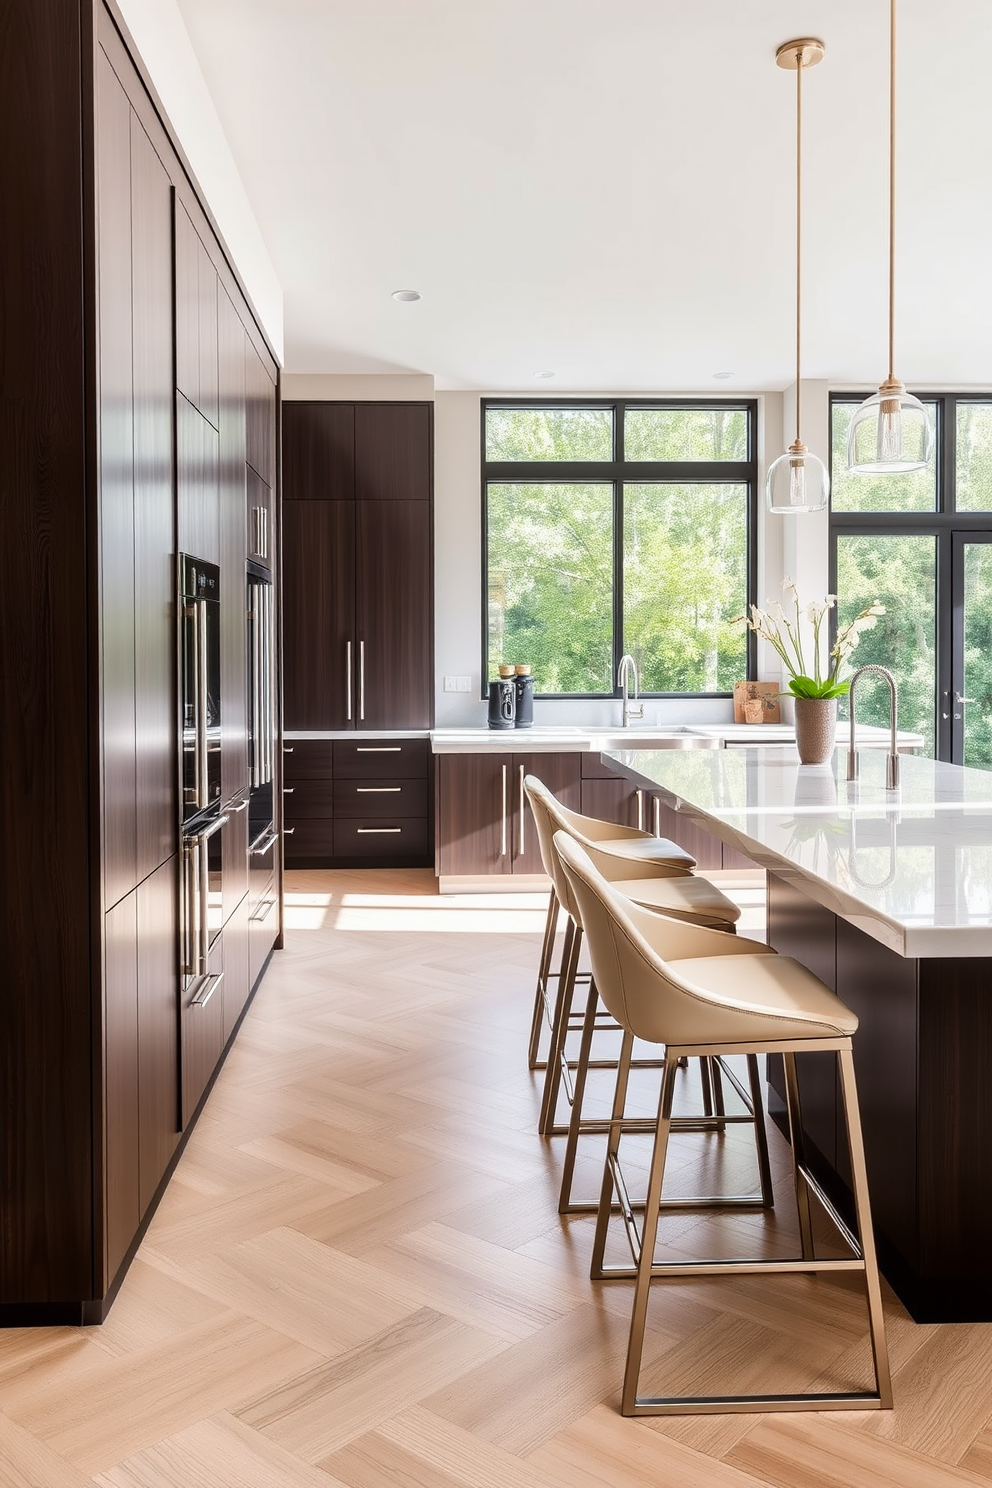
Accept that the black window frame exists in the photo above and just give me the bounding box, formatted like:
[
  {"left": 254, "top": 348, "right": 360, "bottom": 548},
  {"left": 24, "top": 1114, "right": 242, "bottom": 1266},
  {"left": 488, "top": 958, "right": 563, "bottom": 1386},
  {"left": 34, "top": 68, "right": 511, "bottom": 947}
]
[
  {"left": 481, "top": 397, "right": 758, "bottom": 700},
  {"left": 828, "top": 391, "right": 992, "bottom": 762}
]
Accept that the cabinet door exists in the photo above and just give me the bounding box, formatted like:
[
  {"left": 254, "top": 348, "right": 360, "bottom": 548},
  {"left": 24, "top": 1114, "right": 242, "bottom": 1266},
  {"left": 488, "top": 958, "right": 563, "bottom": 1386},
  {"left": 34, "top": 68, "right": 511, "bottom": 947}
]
[
  {"left": 354, "top": 403, "right": 431, "bottom": 501},
  {"left": 283, "top": 500, "right": 355, "bottom": 729},
  {"left": 246, "top": 466, "right": 273, "bottom": 568},
  {"left": 136, "top": 855, "right": 180, "bottom": 1212},
  {"left": 98, "top": 54, "right": 136, "bottom": 910},
  {"left": 222, "top": 889, "right": 252, "bottom": 1043},
  {"left": 131, "top": 111, "right": 177, "bottom": 881},
  {"left": 580, "top": 776, "right": 641, "bottom": 830},
  {"left": 246, "top": 338, "right": 275, "bottom": 485},
  {"left": 174, "top": 201, "right": 199, "bottom": 410},
  {"left": 355, "top": 500, "right": 432, "bottom": 729},
  {"left": 512, "top": 752, "right": 581, "bottom": 874},
  {"left": 436, "top": 754, "right": 512, "bottom": 877},
  {"left": 218, "top": 286, "right": 248, "bottom": 810},
  {"left": 283, "top": 402, "right": 354, "bottom": 500},
  {"left": 177, "top": 393, "right": 220, "bottom": 564},
  {"left": 181, "top": 935, "right": 225, "bottom": 1129},
  {"left": 105, "top": 890, "right": 139, "bottom": 1284},
  {"left": 653, "top": 795, "right": 723, "bottom": 869},
  {"left": 197, "top": 233, "right": 218, "bottom": 429}
]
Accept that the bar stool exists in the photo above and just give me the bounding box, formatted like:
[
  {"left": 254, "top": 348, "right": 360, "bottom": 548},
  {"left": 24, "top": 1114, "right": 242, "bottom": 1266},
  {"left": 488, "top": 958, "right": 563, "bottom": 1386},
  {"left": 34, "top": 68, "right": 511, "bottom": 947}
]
[
  {"left": 524, "top": 778, "right": 764, "bottom": 1212},
  {"left": 526, "top": 790, "right": 696, "bottom": 1076},
  {"left": 556, "top": 832, "right": 892, "bottom": 1416}
]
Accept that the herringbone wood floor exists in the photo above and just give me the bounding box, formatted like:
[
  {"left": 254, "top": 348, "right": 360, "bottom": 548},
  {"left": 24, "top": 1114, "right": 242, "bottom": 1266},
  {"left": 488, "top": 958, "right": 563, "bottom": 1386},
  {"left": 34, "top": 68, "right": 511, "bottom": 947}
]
[{"left": 3, "top": 868, "right": 992, "bottom": 1486}]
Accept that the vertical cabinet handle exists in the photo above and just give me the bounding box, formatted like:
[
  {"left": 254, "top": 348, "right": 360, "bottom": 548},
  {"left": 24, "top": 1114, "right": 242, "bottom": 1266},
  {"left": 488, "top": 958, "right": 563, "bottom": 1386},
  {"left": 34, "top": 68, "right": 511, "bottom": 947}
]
[
  {"left": 195, "top": 596, "right": 209, "bottom": 808},
  {"left": 518, "top": 764, "right": 526, "bottom": 856},
  {"left": 500, "top": 764, "right": 508, "bottom": 857},
  {"left": 359, "top": 641, "right": 365, "bottom": 721},
  {"left": 636, "top": 789, "right": 644, "bottom": 832},
  {"left": 346, "top": 640, "right": 352, "bottom": 721},
  {"left": 652, "top": 795, "right": 661, "bottom": 838}
]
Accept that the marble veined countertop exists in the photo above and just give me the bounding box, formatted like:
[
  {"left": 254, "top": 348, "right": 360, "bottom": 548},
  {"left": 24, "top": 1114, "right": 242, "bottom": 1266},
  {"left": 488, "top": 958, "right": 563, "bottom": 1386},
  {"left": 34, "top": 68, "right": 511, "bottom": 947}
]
[{"left": 606, "top": 744, "right": 992, "bottom": 959}]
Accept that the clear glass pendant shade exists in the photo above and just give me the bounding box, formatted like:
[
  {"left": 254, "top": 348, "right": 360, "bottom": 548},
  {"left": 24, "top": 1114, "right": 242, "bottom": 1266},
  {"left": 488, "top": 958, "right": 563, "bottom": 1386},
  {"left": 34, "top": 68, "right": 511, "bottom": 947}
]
[
  {"left": 765, "top": 444, "right": 829, "bottom": 514},
  {"left": 846, "top": 383, "right": 934, "bottom": 474}
]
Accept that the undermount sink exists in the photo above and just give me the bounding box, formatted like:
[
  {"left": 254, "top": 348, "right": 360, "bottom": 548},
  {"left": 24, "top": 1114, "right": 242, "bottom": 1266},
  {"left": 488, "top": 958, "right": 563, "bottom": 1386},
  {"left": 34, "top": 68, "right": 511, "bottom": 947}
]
[{"left": 597, "top": 732, "right": 722, "bottom": 750}]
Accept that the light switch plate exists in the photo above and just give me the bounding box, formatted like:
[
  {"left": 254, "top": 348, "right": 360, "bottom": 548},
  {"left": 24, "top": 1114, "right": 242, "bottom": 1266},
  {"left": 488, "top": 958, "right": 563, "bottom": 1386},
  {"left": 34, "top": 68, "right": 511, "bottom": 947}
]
[{"left": 443, "top": 675, "right": 473, "bottom": 692}]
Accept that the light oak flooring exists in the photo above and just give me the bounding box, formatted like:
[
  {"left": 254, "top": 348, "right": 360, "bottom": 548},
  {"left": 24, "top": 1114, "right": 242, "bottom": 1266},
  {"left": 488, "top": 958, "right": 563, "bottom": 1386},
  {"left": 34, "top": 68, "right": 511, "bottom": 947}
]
[{"left": 3, "top": 867, "right": 992, "bottom": 1486}]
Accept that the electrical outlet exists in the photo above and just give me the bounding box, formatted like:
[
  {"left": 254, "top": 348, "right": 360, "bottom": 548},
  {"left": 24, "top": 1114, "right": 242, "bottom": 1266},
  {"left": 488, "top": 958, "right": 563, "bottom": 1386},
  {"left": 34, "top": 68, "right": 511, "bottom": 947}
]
[{"left": 443, "top": 675, "right": 473, "bottom": 693}]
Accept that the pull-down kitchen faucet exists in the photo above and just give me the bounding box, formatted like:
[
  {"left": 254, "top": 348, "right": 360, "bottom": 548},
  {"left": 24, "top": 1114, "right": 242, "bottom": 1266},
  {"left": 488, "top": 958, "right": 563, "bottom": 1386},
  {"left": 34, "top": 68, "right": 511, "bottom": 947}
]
[
  {"left": 847, "top": 663, "right": 899, "bottom": 790},
  {"left": 617, "top": 653, "right": 643, "bottom": 727}
]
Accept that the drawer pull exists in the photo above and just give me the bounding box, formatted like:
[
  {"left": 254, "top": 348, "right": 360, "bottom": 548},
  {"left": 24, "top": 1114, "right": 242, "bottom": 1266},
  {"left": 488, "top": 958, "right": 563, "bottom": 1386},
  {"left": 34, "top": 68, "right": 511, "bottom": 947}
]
[
  {"left": 356, "top": 746, "right": 402, "bottom": 752},
  {"left": 190, "top": 971, "right": 224, "bottom": 1008},
  {"left": 250, "top": 896, "right": 277, "bottom": 924},
  {"left": 284, "top": 746, "right": 295, "bottom": 753},
  {"left": 357, "top": 827, "right": 402, "bottom": 834},
  {"left": 356, "top": 786, "right": 401, "bottom": 793},
  {"left": 283, "top": 787, "right": 295, "bottom": 794}
]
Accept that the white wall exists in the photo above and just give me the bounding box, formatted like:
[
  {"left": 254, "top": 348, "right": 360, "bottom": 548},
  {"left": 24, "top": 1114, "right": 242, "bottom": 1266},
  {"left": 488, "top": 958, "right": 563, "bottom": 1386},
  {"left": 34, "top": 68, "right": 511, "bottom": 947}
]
[
  {"left": 116, "top": 0, "right": 284, "bottom": 362},
  {"left": 435, "top": 387, "right": 797, "bottom": 728}
]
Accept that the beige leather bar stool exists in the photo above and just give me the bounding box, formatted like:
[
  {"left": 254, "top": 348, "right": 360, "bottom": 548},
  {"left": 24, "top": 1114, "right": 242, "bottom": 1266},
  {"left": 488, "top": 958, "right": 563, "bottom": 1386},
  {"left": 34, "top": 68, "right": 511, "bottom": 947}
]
[
  {"left": 525, "top": 784, "right": 696, "bottom": 1079},
  {"left": 525, "top": 779, "right": 755, "bottom": 1191},
  {"left": 556, "top": 832, "right": 892, "bottom": 1417}
]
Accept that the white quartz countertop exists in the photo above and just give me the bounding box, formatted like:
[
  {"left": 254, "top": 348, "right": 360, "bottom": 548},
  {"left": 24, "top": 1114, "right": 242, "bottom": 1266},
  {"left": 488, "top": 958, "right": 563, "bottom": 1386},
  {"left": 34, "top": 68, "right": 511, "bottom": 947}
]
[
  {"left": 429, "top": 723, "right": 922, "bottom": 753},
  {"left": 605, "top": 744, "right": 992, "bottom": 958}
]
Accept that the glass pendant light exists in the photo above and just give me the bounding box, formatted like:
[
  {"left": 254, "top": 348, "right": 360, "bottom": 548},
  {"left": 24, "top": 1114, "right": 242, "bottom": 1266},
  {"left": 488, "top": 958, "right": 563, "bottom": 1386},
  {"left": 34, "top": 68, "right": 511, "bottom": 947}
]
[
  {"left": 766, "top": 39, "right": 829, "bottom": 515},
  {"left": 847, "top": 0, "right": 934, "bottom": 474}
]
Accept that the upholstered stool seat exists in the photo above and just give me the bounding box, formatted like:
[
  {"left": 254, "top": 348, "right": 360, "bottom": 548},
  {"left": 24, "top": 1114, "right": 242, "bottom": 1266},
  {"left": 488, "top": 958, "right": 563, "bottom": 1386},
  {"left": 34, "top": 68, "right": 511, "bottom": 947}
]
[{"left": 556, "top": 832, "right": 892, "bottom": 1417}]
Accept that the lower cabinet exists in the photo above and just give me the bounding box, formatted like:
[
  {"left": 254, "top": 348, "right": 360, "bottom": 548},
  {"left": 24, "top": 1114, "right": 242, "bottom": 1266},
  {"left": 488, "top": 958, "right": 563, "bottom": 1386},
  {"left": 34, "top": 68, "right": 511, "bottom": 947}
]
[
  {"left": 223, "top": 890, "right": 252, "bottom": 1044},
  {"left": 249, "top": 872, "right": 279, "bottom": 989},
  {"left": 435, "top": 751, "right": 581, "bottom": 878},
  {"left": 285, "top": 737, "right": 432, "bottom": 866},
  {"left": 104, "top": 855, "right": 180, "bottom": 1284},
  {"left": 181, "top": 933, "right": 225, "bottom": 1129}
]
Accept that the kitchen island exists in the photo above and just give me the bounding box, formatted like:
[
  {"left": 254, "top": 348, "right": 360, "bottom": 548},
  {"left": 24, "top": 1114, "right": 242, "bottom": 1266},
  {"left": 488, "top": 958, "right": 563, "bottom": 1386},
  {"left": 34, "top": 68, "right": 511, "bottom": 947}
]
[{"left": 604, "top": 743, "right": 992, "bottom": 1323}]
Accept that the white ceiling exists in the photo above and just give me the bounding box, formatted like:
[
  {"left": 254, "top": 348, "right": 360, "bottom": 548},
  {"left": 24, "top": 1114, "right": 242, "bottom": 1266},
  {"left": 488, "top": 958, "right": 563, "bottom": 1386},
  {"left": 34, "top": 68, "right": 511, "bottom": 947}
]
[{"left": 175, "top": 0, "right": 992, "bottom": 392}]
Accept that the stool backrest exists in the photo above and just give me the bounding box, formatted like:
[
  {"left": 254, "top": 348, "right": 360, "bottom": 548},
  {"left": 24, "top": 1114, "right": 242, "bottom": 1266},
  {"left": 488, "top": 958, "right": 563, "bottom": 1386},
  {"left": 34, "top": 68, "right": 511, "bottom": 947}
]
[
  {"left": 555, "top": 831, "right": 801, "bottom": 1046},
  {"left": 523, "top": 776, "right": 582, "bottom": 921}
]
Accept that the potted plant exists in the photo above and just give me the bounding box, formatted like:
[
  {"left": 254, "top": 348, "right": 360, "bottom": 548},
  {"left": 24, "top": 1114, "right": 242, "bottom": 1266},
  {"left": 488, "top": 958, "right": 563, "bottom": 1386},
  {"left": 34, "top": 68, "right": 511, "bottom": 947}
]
[{"left": 734, "top": 581, "right": 886, "bottom": 763}]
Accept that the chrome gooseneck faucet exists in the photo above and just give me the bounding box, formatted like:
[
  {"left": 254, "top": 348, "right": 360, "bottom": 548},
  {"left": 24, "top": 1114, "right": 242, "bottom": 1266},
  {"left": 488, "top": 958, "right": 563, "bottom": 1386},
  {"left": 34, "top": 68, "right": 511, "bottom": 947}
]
[
  {"left": 847, "top": 663, "right": 899, "bottom": 790},
  {"left": 617, "top": 654, "right": 643, "bottom": 727}
]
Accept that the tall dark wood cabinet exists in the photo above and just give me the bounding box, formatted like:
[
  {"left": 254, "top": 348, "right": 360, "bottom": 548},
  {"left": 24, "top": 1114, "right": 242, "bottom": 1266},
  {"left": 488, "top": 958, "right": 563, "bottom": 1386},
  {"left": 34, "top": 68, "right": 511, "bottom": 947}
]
[
  {"left": 282, "top": 402, "right": 434, "bottom": 868},
  {"left": 0, "top": 0, "right": 280, "bottom": 1324}
]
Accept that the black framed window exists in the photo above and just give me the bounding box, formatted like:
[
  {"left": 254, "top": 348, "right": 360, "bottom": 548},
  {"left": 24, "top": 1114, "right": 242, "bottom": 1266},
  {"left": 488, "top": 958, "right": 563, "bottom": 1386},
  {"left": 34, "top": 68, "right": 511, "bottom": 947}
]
[
  {"left": 829, "top": 394, "right": 992, "bottom": 764},
  {"left": 482, "top": 399, "right": 757, "bottom": 698}
]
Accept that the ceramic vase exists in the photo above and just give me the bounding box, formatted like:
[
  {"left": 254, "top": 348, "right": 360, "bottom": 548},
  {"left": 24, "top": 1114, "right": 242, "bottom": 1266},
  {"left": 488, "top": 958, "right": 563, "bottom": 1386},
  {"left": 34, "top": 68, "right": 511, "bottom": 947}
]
[{"left": 793, "top": 697, "right": 837, "bottom": 765}]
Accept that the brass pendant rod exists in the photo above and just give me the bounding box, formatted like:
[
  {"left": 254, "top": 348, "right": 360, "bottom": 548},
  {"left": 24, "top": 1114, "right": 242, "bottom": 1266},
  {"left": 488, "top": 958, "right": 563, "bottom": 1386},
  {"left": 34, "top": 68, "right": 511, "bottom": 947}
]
[{"left": 887, "top": 0, "right": 896, "bottom": 384}]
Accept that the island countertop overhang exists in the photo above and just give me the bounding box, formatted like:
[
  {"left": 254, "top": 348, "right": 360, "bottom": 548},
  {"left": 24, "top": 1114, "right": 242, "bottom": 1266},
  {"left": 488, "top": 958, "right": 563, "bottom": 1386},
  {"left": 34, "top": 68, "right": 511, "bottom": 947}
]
[{"left": 603, "top": 744, "right": 992, "bottom": 959}]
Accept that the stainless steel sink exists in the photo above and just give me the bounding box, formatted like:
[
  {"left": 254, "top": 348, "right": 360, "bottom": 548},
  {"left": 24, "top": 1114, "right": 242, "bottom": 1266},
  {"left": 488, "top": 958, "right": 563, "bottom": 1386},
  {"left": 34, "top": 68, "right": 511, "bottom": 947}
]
[{"left": 596, "top": 733, "right": 723, "bottom": 750}]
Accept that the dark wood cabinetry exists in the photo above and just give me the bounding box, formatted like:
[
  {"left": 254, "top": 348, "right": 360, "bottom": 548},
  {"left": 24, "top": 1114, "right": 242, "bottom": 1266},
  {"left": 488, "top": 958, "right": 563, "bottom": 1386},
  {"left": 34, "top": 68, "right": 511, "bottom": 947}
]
[
  {"left": 0, "top": 0, "right": 280, "bottom": 1323},
  {"left": 284, "top": 738, "right": 432, "bottom": 867},
  {"left": 282, "top": 402, "right": 433, "bottom": 734},
  {"left": 435, "top": 752, "right": 581, "bottom": 879}
]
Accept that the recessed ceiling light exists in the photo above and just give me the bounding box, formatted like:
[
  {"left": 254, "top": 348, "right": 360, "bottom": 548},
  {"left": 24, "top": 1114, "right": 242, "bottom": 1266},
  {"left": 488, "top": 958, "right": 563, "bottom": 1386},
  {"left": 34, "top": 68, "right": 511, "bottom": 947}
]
[
  {"left": 713, "top": 371, "right": 733, "bottom": 380},
  {"left": 534, "top": 370, "right": 556, "bottom": 379},
  {"left": 391, "top": 289, "right": 421, "bottom": 302}
]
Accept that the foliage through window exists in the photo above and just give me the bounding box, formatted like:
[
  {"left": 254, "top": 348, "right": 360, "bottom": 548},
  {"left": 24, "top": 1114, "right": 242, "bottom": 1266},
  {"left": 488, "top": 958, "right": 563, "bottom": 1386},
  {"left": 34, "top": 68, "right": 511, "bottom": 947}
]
[{"left": 484, "top": 401, "right": 756, "bottom": 697}]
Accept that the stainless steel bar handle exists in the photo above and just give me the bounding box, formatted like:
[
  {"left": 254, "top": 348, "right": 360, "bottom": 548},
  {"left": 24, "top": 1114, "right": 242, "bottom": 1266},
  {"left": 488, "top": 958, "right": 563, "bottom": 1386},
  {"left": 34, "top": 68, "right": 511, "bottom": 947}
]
[
  {"left": 357, "top": 786, "right": 401, "bottom": 793},
  {"left": 250, "top": 895, "right": 276, "bottom": 924},
  {"left": 261, "top": 506, "right": 268, "bottom": 561},
  {"left": 231, "top": 796, "right": 250, "bottom": 812},
  {"left": 346, "top": 641, "right": 352, "bottom": 721},
  {"left": 518, "top": 765, "right": 525, "bottom": 855},
  {"left": 356, "top": 746, "right": 400, "bottom": 752},
  {"left": 195, "top": 598, "right": 209, "bottom": 808},
  {"left": 190, "top": 971, "right": 224, "bottom": 1008},
  {"left": 251, "top": 827, "right": 279, "bottom": 857},
  {"left": 357, "top": 827, "right": 401, "bottom": 834},
  {"left": 249, "top": 594, "right": 260, "bottom": 787},
  {"left": 500, "top": 764, "right": 508, "bottom": 857},
  {"left": 359, "top": 641, "right": 365, "bottom": 721},
  {"left": 636, "top": 789, "right": 644, "bottom": 832},
  {"left": 198, "top": 834, "right": 210, "bottom": 976},
  {"left": 264, "top": 582, "right": 274, "bottom": 784},
  {"left": 652, "top": 796, "right": 661, "bottom": 838},
  {"left": 183, "top": 836, "right": 199, "bottom": 976}
]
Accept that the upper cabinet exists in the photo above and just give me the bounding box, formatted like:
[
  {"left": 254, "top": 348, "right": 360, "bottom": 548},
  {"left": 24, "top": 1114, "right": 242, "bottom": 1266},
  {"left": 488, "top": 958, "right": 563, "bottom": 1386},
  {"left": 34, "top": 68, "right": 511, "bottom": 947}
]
[
  {"left": 282, "top": 402, "right": 434, "bottom": 732},
  {"left": 246, "top": 338, "right": 276, "bottom": 488},
  {"left": 174, "top": 202, "right": 218, "bottom": 429}
]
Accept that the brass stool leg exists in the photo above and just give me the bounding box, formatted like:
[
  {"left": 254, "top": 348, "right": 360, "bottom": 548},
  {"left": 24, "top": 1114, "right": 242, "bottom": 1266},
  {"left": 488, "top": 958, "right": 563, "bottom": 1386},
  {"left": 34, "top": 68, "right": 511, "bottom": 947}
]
[
  {"left": 590, "top": 1028, "right": 636, "bottom": 1280},
  {"left": 621, "top": 1051, "right": 680, "bottom": 1415},
  {"left": 837, "top": 1048, "right": 893, "bottom": 1408},
  {"left": 783, "top": 1052, "right": 816, "bottom": 1262},
  {"left": 745, "top": 1053, "right": 775, "bottom": 1209},
  {"left": 558, "top": 977, "right": 600, "bottom": 1212},
  {"left": 538, "top": 920, "right": 581, "bottom": 1135},
  {"left": 527, "top": 893, "right": 561, "bottom": 1070}
]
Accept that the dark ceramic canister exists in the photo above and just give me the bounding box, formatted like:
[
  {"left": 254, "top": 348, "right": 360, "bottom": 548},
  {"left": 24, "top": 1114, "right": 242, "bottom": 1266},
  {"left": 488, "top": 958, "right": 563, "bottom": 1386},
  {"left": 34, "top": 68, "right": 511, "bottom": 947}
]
[
  {"left": 488, "top": 666, "right": 516, "bottom": 729},
  {"left": 514, "top": 664, "right": 534, "bottom": 728}
]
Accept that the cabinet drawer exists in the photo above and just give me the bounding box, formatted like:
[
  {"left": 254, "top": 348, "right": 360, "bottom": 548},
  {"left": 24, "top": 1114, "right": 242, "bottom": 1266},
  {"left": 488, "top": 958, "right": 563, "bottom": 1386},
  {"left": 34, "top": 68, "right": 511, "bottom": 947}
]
[
  {"left": 283, "top": 818, "right": 334, "bottom": 864},
  {"left": 333, "top": 777, "right": 428, "bottom": 819},
  {"left": 334, "top": 737, "right": 429, "bottom": 778},
  {"left": 284, "top": 779, "right": 335, "bottom": 818},
  {"left": 335, "top": 817, "right": 429, "bottom": 858},
  {"left": 248, "top": 874, "right": 278, "bottom": 989},
  {"left": 284, "top": 741, "right": 334, "bottom": 782}
]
